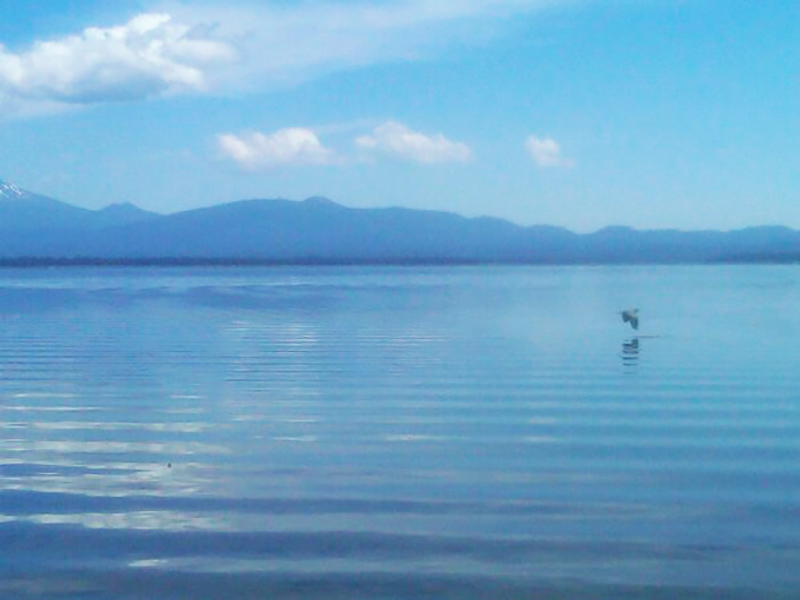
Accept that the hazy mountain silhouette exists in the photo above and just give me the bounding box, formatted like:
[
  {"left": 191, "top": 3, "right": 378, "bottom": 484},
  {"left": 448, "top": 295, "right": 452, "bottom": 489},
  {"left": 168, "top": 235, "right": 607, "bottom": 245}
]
[
  {"left": 0, "top": 181, "right": 158, "bottom": 232},
  {"left": 1, "top": 180, "right": 799, "bottom": 263}
]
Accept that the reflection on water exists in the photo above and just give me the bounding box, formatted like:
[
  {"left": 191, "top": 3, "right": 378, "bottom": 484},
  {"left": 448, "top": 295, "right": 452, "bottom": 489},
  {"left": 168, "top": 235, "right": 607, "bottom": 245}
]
[
  {"left": 2, "top": 266, "right": 800, "bottom": 599},
  {"left": 621, "top": 337, "right": 640, "bottom": 370}
]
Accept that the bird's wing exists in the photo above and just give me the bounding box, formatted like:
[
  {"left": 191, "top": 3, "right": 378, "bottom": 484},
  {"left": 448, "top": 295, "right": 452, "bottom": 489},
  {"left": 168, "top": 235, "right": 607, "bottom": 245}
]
[{"left": 631, "top": 317, "right": 639, "bottom": 330}]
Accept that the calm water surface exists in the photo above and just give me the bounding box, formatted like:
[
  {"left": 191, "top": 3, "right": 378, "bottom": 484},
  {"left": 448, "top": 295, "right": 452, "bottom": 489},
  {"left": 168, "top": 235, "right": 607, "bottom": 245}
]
[{"left": 1, "top": 266, "right": 800, "bottom": 599}]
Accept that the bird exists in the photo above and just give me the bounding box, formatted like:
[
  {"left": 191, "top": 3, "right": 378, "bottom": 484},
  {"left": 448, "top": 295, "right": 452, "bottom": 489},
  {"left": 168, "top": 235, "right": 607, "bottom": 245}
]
[{"left": 621, "top": 308, "right": 639, "bottom": 330}]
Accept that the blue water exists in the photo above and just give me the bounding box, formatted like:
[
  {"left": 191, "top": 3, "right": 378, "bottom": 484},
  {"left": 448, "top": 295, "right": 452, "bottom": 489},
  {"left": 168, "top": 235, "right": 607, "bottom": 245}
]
[{"left": 1, "top": 266, "right": 800, "bottom": 599}]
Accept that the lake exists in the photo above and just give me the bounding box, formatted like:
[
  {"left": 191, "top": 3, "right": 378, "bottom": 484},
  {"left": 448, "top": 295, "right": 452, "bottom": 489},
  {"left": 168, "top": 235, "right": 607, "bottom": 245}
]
[{"left": 1, "top": 265, "right": 799, "bottom": 599}]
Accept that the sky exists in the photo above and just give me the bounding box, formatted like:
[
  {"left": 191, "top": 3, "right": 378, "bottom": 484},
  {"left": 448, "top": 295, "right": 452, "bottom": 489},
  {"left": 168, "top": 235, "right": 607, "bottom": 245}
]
[{"left": 0, "top": 0, "right": 797, "bottom": 232}]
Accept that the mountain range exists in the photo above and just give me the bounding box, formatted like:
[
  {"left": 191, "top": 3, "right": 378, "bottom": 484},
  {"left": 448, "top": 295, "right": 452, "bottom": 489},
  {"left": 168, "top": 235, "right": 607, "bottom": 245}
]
[{"left": 1, "top": 179, "right": 799, "bottom": 264}]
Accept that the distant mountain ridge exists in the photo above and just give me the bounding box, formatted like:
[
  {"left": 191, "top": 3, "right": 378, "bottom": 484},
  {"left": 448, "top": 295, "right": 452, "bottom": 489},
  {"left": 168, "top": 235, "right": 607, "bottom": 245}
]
[
  {"left": 0, "top": 180, "right": 159, "bottom": 233},
  {"left": 0, "top": 179, "right": 799, "bottom": 264}
]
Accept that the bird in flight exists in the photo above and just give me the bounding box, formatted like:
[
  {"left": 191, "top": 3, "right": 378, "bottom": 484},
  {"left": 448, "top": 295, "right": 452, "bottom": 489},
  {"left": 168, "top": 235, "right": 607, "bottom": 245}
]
[{"left": 621, "top": 308, "right": 639, "bottom": 330}]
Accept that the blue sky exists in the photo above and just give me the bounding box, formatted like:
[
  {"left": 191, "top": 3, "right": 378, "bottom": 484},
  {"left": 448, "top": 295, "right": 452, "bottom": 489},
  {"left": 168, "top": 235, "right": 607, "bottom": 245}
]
[{"left": 0, "top": 0, "right": 797, "bottom": 232}]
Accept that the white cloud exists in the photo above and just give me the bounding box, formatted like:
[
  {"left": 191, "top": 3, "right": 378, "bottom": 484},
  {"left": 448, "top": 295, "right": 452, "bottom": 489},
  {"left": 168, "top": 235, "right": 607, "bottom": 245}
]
[
  {"left": 525, "top": 135, "right": 572, "bottom": 168},
  {"left": 144, "top": 0, "right": 569, "bottom": 90},
  {"left": 0, "top": 1, "right": 576, "bottom": 115},
  {"left": 0, "top": 6, "right": 580, "bottom": 172},
  {"left": 218, "top": 128, "right": 336, "bottom": 169},
  {"left": 0, "top": 13, "right": 235, "bottom": 110},
  {"left": 356, "top": 121, "right": 472, "bottom": 164}
]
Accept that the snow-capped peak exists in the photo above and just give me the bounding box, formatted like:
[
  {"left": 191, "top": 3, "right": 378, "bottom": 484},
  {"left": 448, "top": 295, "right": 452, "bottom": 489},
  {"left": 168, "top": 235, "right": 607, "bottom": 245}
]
[{"left": 0, "top": 181, "right": 26, "bottom": 200}]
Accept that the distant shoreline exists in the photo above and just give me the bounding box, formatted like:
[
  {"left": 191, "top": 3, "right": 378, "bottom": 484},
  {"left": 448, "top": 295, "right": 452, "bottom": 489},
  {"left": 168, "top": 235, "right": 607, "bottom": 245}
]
[
  {"left": 0, "top": 256, "right": 799, "bottom": 267},
  {"left": 3, "top": 184, "right": 800, "bottom": 265}
]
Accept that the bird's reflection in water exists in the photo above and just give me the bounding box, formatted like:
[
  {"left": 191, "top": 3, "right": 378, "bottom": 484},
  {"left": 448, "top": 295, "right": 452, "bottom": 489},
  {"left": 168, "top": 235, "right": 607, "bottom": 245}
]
[{"left": 621, "top": 337, "right": 640, "bottom": 371}]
